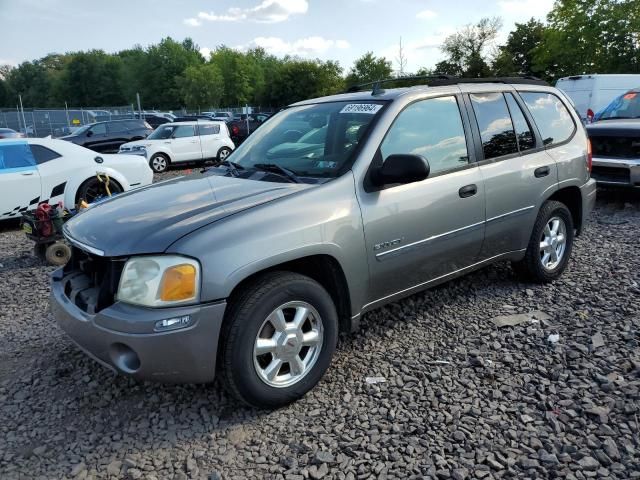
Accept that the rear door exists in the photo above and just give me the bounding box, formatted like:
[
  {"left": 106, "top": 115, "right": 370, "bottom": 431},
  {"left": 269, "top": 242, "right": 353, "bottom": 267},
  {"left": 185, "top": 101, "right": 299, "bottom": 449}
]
[
  {"left": 197, "top": 123, "right": 222, "bottom": 159},
  {"left": 170, "top": 125, "right": 200, "bottom": 162},
  {"left": 463, "top": 89, "right": 558, "bottom": 259},
  {"left": 0, "top": 141, "right": 41, "bottom": 219}
]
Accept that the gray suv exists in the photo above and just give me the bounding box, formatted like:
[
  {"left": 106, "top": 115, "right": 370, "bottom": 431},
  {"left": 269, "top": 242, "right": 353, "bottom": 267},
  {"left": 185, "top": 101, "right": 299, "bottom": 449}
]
[{"left": 51, "top": 77, "right": 596, "bottom": 408}]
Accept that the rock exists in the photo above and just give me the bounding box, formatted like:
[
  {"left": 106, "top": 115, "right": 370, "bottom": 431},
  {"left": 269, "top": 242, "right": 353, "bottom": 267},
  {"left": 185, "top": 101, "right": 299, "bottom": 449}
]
[
  {"left": 578, "top": 456, "right": 600, "bottom": 471},
  {"left": 106, "top": 461, "right": 122, "bottom": 476},
  {"left": 309, "top": 463, "right": 329, "bottom": 479},
  {"left": 452, "top": 468, "right": 469, "bottom": 480},
  {"left": 603, "top": 438, "right": 621, "bottom": 460},
  {"left": 591, "top": 332, "right": 605, "bottom": 349},
  {"left": 70, "top": 462, "right": 87, "bottom": 477},
  {"left": 314, "top": 451, "right": 335, "bottom": 464}
]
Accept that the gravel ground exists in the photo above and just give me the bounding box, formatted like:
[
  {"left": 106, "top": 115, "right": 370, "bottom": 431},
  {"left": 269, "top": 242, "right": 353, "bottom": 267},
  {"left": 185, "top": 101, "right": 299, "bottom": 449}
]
[{"left": 0, "top": 177, "right": 638, "bottom": 480}]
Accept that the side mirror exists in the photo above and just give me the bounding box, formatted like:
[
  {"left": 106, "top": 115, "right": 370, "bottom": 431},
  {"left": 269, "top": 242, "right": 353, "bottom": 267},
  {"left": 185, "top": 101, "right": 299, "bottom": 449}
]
[
  {"left": 86, "top": 130, "right": 93, "bottom": 137},
  {"left": 372, "top": 154, "right": 430, "bottom": 187}
]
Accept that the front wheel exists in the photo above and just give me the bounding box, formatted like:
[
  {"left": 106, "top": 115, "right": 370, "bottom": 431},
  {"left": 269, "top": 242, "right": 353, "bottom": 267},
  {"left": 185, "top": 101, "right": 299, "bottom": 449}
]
[
  {"left": 220, "top": 272, "right": 338, "bottom": 408},
  {"left": 217, "top": 147, "right": 232, "bottom": 162},
  {"left": 149, "top": 153, "right": 170, "bottom": 173},
  {"left": 512, "top": 200, "right": 574, "bottom": 283}
]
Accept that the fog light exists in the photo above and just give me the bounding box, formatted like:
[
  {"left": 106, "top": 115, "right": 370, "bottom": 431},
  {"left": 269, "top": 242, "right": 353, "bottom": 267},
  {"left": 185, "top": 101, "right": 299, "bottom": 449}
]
[{"left": 154, "top": 315, "right": 191, "bottom": 332}]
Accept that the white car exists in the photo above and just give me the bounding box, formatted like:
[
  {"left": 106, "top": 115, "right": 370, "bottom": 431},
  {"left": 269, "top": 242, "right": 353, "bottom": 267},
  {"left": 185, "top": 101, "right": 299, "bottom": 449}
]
[
  {"left": 119, "top": 121, "right": 235, "bottom": 173},
  {"left": 0, "top": 138, "right": 153, "bottom": 221}
]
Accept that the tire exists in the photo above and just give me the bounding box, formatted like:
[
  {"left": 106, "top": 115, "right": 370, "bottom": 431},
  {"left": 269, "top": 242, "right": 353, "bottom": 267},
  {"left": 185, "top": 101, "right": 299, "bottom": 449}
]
[
  {"left": 149, "top": 153, "right": 170, "bottom": 173},
  {"left": 217, "top": 147, "right": 232, "bottom": 162},
  {"left": 76, "top": 177, "right": 124, "bottom": 205},
  {"left": 512, "top": 200, "right": 574, "bottom": 283},
  {"left": 221, "top": 271, "right": 338, "bottom": 408},
  {"left": 45, "top": 242, "right": 71, "bottom": 266}
]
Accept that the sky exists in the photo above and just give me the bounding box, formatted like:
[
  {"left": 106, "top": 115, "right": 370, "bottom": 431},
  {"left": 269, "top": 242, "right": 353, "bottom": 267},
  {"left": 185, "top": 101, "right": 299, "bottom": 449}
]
[{"left": 0, "top": 0, "right": 554, "bottom": 73}]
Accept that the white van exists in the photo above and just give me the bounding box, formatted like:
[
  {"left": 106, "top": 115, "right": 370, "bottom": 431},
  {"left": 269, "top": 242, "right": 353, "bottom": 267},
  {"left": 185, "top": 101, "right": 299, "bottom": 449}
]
[{"left": 556, "top": 74, "right": 640, "bottom": 122}]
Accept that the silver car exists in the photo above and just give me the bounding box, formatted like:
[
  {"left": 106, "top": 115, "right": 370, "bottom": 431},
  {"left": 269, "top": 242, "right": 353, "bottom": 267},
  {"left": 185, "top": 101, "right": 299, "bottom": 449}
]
[{"left": 51, "top": 78, "right": 596, "bottom": 408}]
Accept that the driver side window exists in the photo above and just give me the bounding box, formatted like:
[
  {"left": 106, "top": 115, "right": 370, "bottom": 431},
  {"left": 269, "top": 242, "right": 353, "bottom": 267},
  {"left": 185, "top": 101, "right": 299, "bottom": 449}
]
[{"left": 380, "top": 96, "right": 469, "bottom": 176}]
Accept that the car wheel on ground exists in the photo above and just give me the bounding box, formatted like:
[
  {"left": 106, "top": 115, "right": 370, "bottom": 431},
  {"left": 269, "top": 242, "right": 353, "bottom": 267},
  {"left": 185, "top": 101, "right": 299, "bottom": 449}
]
[
  {"left": 512, "top": 200, "right": 574, "bottom": 282},
  {"left": 217, "top": 147, "right": 232, "bottom": 162},
  {"left": 76, "top": 177, "right": 123, "bottom": 204},
  {"left": 150, "top": 153, "right": 170, "bottom": 173},
  {"left": 220, "top": 271, "right": 338, "bottom": 408},
  {"left": 45, "top": 242, "right": 71, "bottom": 266}
]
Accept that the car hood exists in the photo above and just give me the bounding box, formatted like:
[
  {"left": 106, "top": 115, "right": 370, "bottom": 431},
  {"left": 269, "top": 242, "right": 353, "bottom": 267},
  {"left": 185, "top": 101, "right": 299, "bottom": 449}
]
[
  {"left": 587, "top": 119, "right": 640, "bottom": 138},
  {"left": 63, "top": 173, "right": 310, "bottom": 257}
]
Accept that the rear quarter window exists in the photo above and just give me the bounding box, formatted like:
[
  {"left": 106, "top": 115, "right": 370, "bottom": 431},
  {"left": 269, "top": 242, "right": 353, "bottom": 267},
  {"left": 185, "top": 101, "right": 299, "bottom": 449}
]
[{"left": 520, "top": 92, "right": 576, "bottom": 146}]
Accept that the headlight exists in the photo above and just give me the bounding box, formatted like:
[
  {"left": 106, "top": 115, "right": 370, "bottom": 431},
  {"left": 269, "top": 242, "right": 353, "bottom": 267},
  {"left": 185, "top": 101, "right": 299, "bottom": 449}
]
[{"left": 117, "top": 255, "right": 200, "bottom": 307}]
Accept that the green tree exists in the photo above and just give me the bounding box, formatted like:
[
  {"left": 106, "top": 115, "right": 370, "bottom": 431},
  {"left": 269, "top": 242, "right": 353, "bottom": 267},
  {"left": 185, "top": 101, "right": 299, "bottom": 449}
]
[
  {"left": 56, "top": 51, "right": 126, "bottom": 106},
  {"left": 345, "top": 52, "right": 393, "bottom": 87},
  {"left": 269, "top": 59, "right": 344, "bottom": 106},
  {"left": 436, "top": 17, "right": 503, "bottom": 77},
  {"left": 493, "top": 18, "right": 546, "bottom": 76},
  {"left": 5, "top": 61, "right": 52, "bottom": 107},
  {"left": 181, "top": 63, "right": 224, "bottom": 109},
  {"left": 141, "top": 37, "right": 204, "bottom": 108},
  {"left": 210, "top": 46, "right": 253, "bottom": 107},
  {"left": 534, "top": 0, "right": 640, "bottom": 82}
]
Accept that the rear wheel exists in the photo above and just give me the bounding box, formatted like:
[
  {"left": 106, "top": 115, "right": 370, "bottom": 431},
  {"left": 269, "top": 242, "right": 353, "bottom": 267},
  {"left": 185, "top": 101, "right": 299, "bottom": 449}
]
[
  {"left": 221, "top": 272, "right": 338, "bottom": 408},
  {"left": 512, "top": 200, "right": 574, "bottom": 283},
  {"left": 217, "top": 147, "right": 232, "bottom": 162},
  {"left": 149, "top": 153, "right": 170, "bottom": 173}
]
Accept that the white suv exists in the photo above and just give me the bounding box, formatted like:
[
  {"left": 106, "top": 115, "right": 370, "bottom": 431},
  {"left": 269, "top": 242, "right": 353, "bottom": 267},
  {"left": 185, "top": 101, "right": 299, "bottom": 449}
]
[{"left": 119, "top": 121, "right": 235, "bottom": 173}]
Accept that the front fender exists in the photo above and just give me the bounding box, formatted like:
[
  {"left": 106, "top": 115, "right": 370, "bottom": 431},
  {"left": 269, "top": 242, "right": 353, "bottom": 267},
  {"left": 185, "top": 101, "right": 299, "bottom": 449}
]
[{"left": 167, "top": 173, "right": 369, "bottom": 317}]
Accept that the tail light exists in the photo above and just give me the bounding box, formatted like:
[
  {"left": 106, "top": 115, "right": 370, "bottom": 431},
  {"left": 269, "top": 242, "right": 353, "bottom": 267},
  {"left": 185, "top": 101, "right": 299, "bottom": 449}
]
[
  {"left": 232, "top": 125, "right": 239, "bottom": 136},
  {"left": 586, "top": 138, "right": 592, "bottom": 173},
  {"left": 586, "top": 108, "right": 594, "bottom": 123},
  {"left": 144, "top": 121, "right": 153, "bottom": 129}
]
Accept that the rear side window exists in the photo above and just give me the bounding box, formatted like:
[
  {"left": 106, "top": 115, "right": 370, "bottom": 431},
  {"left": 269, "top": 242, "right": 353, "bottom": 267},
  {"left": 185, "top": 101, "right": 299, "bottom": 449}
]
[
  {"left": 470, "top": 93, "right": 518, "bottom": 159},
  {"left": 381, "top": 96, "right": 469, "bottom": 176},
  {"left": 30, "top": 145, "right": 61, "bottom": 164},
  {"left": 199, "top": 124, "right": 220, "bottom": 136},
  {"left": 520, "top": 92, "right": 575, "bottom": 146},
  {"left": 505, "top": 93, "right": 535, "bottom": 152},
  {"left": 126, "top": 120, "right": 144, "bottom": 130},
  {"left": 108, "top": 122, "right": 129, "bottom": 133}
]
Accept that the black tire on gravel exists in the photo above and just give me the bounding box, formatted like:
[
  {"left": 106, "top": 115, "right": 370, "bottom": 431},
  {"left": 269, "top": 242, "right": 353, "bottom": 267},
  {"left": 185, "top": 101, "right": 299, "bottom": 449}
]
[
  {"left": 76, "top": 177, "right": 123, "bottom": 205},
  {"left": 149, "top": 153, "right": 170, "bottom": 173},
  {"left": 220, "top": 271, "right": 338, "bottom": 408},
  {"left": 217, "top": 147, "right": 232, "bottom": 162},
  {"left": 512, "top": 200, "right": 574, "bottom": 283}
]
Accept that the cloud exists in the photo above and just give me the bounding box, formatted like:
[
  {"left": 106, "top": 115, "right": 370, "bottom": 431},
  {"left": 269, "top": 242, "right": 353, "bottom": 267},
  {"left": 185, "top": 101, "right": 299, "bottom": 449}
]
[
  {"left": 187, "top": 0, "right": 308, "bottom": 25},
  {"left": 183, "top": 17, "right": 202, "bottom": 27},
  {"left": 416, "top": 9, "right": 437, "bottom": 20},
  {"left": 245, "top": 36, "right": 350, "bottom": 56},
  {"left": 199, "top": 48, "right": 213, "bottom": 60}
]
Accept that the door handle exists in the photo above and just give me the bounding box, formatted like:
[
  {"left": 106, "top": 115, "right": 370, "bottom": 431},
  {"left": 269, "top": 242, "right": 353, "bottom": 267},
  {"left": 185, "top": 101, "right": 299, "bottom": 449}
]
[
  {"left": 21, "top": 171, "right": 35, "bottom": 176},
  {"left": 535, "top": 166, "right": 550, "bottom": 178},
  {"left": 458, "top": 184, "right": 477, "bottom": 198}
]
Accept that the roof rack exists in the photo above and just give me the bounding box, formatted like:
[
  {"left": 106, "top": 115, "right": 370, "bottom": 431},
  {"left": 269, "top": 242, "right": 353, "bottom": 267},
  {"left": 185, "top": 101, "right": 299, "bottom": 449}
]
[{"left": 346, "top": 75, "right": 549, "bottom": 96}]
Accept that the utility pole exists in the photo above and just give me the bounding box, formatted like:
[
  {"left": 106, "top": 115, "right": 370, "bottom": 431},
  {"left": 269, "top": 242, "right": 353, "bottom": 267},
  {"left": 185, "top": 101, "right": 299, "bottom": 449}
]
[
  {"left": 395, "top": 37, "right": 407, "bottom": 78},
  {"left": 136, "top": 93, "right": 143, "bottom": 118}
]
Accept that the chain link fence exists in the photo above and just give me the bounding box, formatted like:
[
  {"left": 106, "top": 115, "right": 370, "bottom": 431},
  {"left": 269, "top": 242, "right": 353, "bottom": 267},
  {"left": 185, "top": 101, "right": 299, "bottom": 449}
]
[{"left": 0, "top": 106, "right": 136, "bottom": 138}]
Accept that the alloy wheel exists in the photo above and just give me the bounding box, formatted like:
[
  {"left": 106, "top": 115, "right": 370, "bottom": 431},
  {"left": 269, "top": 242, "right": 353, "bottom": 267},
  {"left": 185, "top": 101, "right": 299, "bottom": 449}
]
[
  {"left": 253, "top": 301, "right": 324, "bottom": 388},
  {"left": 539, "top": 216, "right": 567, "bottom": 270}
]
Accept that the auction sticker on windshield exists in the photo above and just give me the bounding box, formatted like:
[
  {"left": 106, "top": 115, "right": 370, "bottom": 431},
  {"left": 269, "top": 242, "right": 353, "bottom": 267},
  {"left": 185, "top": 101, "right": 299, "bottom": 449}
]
[{"left": 340, "top": 104, "right": 383, "bottom": 114}]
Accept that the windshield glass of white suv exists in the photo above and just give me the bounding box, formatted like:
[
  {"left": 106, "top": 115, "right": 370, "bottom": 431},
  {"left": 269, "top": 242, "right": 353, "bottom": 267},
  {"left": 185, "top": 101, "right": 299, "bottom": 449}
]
[
  {"left": 229, "top": 101, "right": 385, "bottom": 179},
  {"left": 147, "top": 124, "right": 176, "bottom": 140},
  {"left": 599, "top": 91, "right": 640, "bottom": 120}
]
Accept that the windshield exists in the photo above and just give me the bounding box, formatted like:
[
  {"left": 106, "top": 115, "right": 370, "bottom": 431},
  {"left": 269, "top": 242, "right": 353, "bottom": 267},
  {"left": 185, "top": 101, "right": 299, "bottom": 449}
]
[
  {"left": 598, "top": 91, "right": 640, "bottom": 120},
  {"left": 229, "top": 101, "right": 385, "bottom": 180},
  {"left": 147, "top": 124, "right": 177, "bottom": 139}
]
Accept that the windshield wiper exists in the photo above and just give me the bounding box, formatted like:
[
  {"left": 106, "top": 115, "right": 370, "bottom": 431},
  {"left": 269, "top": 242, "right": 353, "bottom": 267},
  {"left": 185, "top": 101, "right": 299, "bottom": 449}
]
[
  {"left": 203, "top": 159, "right": 245, "bottom": 176},
  {"left": 252, "top": 163, "right": 301, "bottom": 183}
]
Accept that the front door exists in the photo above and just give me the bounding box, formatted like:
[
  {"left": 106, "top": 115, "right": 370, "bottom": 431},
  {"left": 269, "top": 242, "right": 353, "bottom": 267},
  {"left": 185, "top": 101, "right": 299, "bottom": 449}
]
[
  {"left": 0, "top": 141, "right": 41, "bottom": 220},
  {"left": 357, "top": 95, "right": 486, "bottom": 305},
  {"left": 171, "top": 124, "right": 201, "bottom": 162}
]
